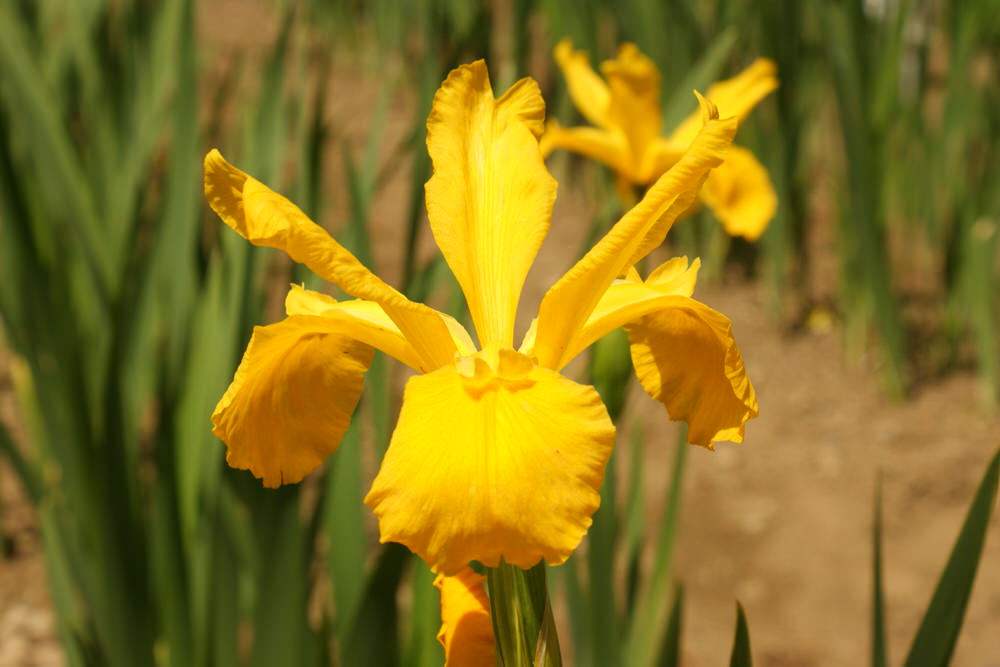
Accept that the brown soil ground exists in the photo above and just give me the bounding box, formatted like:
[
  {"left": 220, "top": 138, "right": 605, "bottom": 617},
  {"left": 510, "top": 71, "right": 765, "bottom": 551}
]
[
  {"left": 671, "top": 282, "right": 1000, "bottom": 667},
  {"left": 1, "top": 2, "right": 999, "bottom": 665}
]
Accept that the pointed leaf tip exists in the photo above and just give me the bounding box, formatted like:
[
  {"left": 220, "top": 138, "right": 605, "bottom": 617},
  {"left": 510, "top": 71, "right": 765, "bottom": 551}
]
[{"left": 729, "top": 602, "right": 752, "bottom": 667}]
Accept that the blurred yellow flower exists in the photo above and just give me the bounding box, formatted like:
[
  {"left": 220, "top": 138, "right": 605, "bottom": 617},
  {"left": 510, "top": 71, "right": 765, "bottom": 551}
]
[
  {"left": 435, "top": 568, "right": 495, "bottom": 666},
  {"left": 542, "top": 40, "right": 778, "bottom": 240},
  {"left": 205, "top": 60, "right": 757, "bottom": 575}
]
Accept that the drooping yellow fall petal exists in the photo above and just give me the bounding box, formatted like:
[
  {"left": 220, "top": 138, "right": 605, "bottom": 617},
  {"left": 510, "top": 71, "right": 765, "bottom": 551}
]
[
  {"left": 600, "top": 43, "right": 663, "bottom": 181},
  {"left": 699, "top": 145, "right": 777, "bottom": 241},
  {"left": 533, "top": 255, "right": 756, "bottom": 444},
  {"left": 283, "top": 285, "right": 427, "bottom": 371},
  {"left": 553, "top": 39, "right": 611, "bottom": 129},
  {"left": 212, "top": 315, "right": 374, "bottom": 487},
  {"left": 435, "top": 568, "right": 495, "bottom": 667},
  {"left": 425, "top": 61, "right": 557, "bottom": 348},
  {"left": 533, "top": 96, "right": 737, "bottom": 370},
  {"left": 669, "top": 58, "right": 778, "bottom": 147},
  {"left": 555, "top": 258, "right": 702, "bottom": 367},
  {"left": 204, "top": 149, "right": 456, "bottom": 372},
  {"left": 539, "top": 120, "right": 632, "bottom": 178},
  {"left": 365, "top": 351, "right": 615, "bottom": 575},
  {"left": 284, "top": 285, "right": 477, "bottom": 370},
  {"left": 627, "top": 298, "right": 758, "bottom": 446}
]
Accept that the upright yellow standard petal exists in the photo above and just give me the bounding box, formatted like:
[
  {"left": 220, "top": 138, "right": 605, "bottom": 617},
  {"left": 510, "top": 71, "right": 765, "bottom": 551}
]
[
  {"left": 533, "top": 97, "right": 736, "bottom": 370},
  {"left": 600, "top": 43, "right": 663, "bottom": 181},
  {"left": 669, "top": 58, "right": 778, "bottom": 147},
  {"left": 205, "top": 149, "right": 457, "bottom": 371},
  {"left": 425, "top": 61, "right": 557, "bottom": 348},
  {"left": 365, "top": 350, "right": 615, "bottom": 575},
  {"left": 628, "top": 298, "right": 758, "bottom": 446},
  {"left": 435, "top": 568, "right": 495, "bottom": 667},
  {"left": 700, "top": 145, "right": 777, "bottom": 241},
  {"left": 553, "top": 39, "right": 611, "bottom": 129},
  {"left": 212, "top": 315, "right": 373, "bottom": 487}
]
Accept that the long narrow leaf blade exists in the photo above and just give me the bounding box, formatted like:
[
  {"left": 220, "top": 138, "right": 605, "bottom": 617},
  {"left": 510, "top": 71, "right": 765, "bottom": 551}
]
[
  {"left": 902, "top": 447, "right": 1000, "bottom": 667},
  {"left": 728, "top": 603, "right": 752, "bottom": 667},
  {"left": 872, "top": 474, "right": 888, "bottom": 667},
  {"left": 624, "top": 427, "right": 688, "bottom": 667},
  {"left": 655, "top": 583, "right": 683, "bottom": 667}
]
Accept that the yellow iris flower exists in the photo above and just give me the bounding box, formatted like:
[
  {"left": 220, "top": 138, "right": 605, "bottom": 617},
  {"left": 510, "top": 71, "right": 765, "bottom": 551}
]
[
  {"left": 205, "top": 60, "right": 757, "bottom": 575},
  {"left": 541, "top": 40, "right": 779, "bottom": 241},
  {"left": 435, "top": 567, "right": 495, "bottom": 666}
]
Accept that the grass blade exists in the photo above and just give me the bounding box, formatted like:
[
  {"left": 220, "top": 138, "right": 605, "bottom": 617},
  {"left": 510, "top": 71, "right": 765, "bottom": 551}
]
[
  {"left": 624, "top": 427, "right": 688, "bottom": 667},
  {"left": 660, "top": 27, "right": 738, "bottom": 131},
  {"left": 554, "top": 555, "right": 590, "bottom": 667},
  {"left": 655, "top": 583, "right": 683, "bottom": 667},
  {"left": 872, "top": 474, "right": 888, "bottom": 667},
  {"left": 325, "top": 422, "right": 367, "bottom": 650},
  {"left": 0, "top": 3, "right": 110, "bottom": 296},
  {"left": 825, "top": 1, "right": 907, "bottom": 397},
  {"left": 0, "top": 419, "right": 40, "bottom": 503},
  {"left": 342, "top": 543, "right": 409, "bottom": 667},
  {"left": 728, "top": 603, "right": 752, "bottom": 667},
  {"left": 902, "top": 447, "right": 1000, "bottom": 667},
  {"left": 403, "top": 563, "right": 444, "bottom": 667},
  {"left": 248, "top": 486, "right": 319, "bottom": 667}
]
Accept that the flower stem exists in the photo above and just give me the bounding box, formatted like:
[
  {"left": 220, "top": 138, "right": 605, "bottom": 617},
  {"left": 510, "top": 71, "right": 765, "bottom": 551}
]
[{"left": 486, "top": 559, "right": 562, "bottom": 667}]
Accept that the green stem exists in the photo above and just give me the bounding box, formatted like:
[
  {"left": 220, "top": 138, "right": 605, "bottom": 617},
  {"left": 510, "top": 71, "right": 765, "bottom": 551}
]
[{"left": 486, "top": 560, "right": 562, "bottom": 667}]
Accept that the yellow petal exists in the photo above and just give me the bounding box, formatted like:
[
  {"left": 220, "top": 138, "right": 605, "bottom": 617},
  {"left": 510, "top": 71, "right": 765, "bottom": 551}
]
[
  {"left": 554, "top": 258, "right": 702, "bottom": 367},
  {"left": 553, "top": 39, "right": 611, "bottom": 129},
  {"left": 425, "top": 61, "right": 557, "bottom": 348},
  {"left": 212, "top": 315, "right": 373, "bottom": 488},
  {"left": 365, "top": 352, "right": 615, "bottom": 574},
  {"left": 600, "top": 43, "right": 663, "bottom": 182},
  {"left": 645, "top": 136, "right": 688, "bottom": 181},
  {"left": 497, "top": 76, "right": 547, "bottom": 138},
  {"left": 628, "top": 297, "right": 758, "bottom": 446},
  {"left": 540, "top": 259, "right": 757, "bottom": 444},
  {"left": 435, "top": 568, "right": 495, "bottom": 667},
  {"left": 669, "top": 58, "right": 778, "bottom": 147},
  {"left": 539, "top": 120, "right": 632, "bottom": 179},
  {"left": 700, "top": 145, "right": 777, "bottom": 241},
  {"left": 284, "top": 285, "right": 476, "bottom": 370},
  {"left": 646, "top": 256, "right": 701, "bottom": 293},
  {"left": 533, "top": 96, "right": 737, "bottom": 370},
  {"left": 205, "top": 149, "right": 456, "bottom": 372}
]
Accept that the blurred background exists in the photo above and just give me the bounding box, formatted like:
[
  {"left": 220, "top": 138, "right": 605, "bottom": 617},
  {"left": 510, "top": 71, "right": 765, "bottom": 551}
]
[{"left": 1, "top": 0, "right": 998, "bottom": 665}]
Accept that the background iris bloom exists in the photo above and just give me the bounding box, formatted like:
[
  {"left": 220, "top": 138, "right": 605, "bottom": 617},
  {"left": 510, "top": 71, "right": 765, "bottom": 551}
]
[
  {"left": 542, "top": 39, "right": 779, "bottom": 240},
  {"left": 205, "top": 60, "right": 757, "bottom": 575}
]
